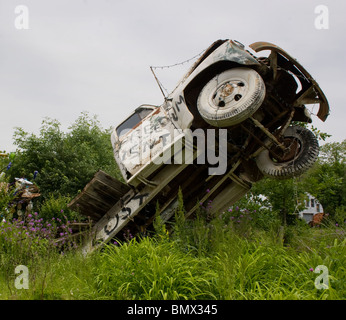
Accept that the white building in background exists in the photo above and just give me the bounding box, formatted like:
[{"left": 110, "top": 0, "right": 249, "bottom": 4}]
[{"left": 299, "top": 193, "right": 323, "bottom": 223}]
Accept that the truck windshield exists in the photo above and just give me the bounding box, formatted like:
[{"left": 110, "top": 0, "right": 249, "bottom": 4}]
[{"left": 116, "top": 107, "right": 155, "bottom": 137}]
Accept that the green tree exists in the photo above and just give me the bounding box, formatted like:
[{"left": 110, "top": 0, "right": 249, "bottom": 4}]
[
  {"left": 0, "top": 153, "right": 17, "bottom": 219},
  {"left": 9, "top": 112, "right": 122, "bottom": 201},
  {"left": 302, "top": 140, "right": 346, "bottom": 215},
  {"left": 0, "top": 152, "right": 15, "bottom": 174},
  {"left": 251, "top": 177, "right": 306, "bottom": 225}
]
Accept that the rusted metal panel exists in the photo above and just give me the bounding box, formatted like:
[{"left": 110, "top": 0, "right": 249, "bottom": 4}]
[
  {"left": 113, "top": 107, "right": 175, "bottom": 178},
  {"left": 208, "top": 180, "right": 250, "bottom": 215},
  {"left": 184, "top": 40, "right": 259, "bottom": 81},
  {"left": 249, "top": 41, "right": 330, "bottom": 121}
]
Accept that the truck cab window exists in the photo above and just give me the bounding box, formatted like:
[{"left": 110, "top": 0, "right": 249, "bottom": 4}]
[{"left": 116, "top": 107, "right": 156, "bottom": 138}]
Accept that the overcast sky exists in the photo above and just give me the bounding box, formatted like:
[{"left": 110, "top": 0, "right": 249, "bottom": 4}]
[{"left": 0, "top": 0, "right": 345, "bottom": 152}]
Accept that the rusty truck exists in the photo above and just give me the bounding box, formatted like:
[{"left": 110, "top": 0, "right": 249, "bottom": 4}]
[{"left": 68, "top": 39, "right": 329, "bottom": 253}]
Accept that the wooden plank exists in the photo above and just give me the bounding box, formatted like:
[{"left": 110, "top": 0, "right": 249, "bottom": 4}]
[
  {"left": 68, "top": 175, "right": 99, "bottom": 210},
  {"left": 86, "top": 179, "right": 123, "bottom": 204},
  {"left": 72, "top": 202, "right": 103, "bottom": 220},
  {"left": 78, "top": 192, "right": 111, "bottom": 213},
  {"left": 68, "top": 170, "right": 131, "bottom": 219},
  {"left": 94, "top": 171, "right": 130, "bottom": 195},
  {"left": 82, "top": 188, "right": 116, "bottom": 212}
]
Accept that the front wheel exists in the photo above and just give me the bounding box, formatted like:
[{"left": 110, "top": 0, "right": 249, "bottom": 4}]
[
  {"left": 255, "top": 126, "right": 319, "bottom": 179},
  {"left": 197, "top": 67, "right": 266, "bottom": 127}
]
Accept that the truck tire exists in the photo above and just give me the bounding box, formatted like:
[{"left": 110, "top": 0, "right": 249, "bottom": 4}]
[
  {"left": 197, "top": 68, "right": 266, "bottom": 127},
  {"left": 255, "top": 126, "right": 319, "bottom": 179}
]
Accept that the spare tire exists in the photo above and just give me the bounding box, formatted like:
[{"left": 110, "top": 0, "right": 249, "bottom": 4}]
[
  {"left": 197, "top": 68, "right": 266, "bottom": 127},
  {"left": 255, "top": 126, "right": 319, "bottom": 179}
]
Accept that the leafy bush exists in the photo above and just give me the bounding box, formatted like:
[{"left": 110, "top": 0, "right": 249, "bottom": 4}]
[
  {"left": 39, "top": 193, "right": 80, "bottom": 222},
  {"left": 0, "top": 213, "right": 75, "bottom": 264},
  {"left": 0, "top": 211, "right": 79, "bottom": 298},
  {"left": 10, "top": 112, "right": 122, "bottom": 202},
  {"left": 334, "top": 206, "right": 346, "bottom": 226},
  {"left": 0, "top": 177, "right": 16, "bottom": 221}
]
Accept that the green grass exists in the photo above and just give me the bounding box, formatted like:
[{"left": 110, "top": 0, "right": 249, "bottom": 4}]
[
  {"left": 0, "top": 210, "right": 345, "bottom": 300},
  {"left": 94, "top": 237, "right": 218, "bottom": 300}
]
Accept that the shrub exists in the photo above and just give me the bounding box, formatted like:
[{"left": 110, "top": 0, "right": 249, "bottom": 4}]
[
  {"left": 0, "top": 213, "right": 75, "bottom": 262},
  {"left": 39, "top": 193, "right": 81, "bottom": 222},
  {"left": 0, "top": 177, "right": 16, "bottom": 221},
  {"left": 10, "top": 113, "right": 122, "bottom": 202},
  {"left": 334, "top": 206, "right": 346, "bottom": 227},
  {"left": 0, "top": 212, "right": 79, "bottom": 298}
]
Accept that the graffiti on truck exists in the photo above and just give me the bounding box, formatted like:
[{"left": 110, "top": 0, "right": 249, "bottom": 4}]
[{"left": 103, "top": 192, "right": 149, "bottom": 238}]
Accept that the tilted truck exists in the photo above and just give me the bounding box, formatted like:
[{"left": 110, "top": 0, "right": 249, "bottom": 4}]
[{"left": 68, "top": 39, "right": 329, "bottom": 253}]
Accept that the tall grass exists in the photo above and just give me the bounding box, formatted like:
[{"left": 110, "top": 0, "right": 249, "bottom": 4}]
[
  {"left": 0, "top": 207, "right": 345, "bottom": 300},
  {"left": 94, "top": 237, "right": 217, "bottom": 300},
  {"left": 91, "top": 209, "right": 345, "bottom": 300}
]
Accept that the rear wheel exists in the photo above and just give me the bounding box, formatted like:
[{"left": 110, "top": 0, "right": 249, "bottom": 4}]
[
  {"left": 197, "top": 67, "right": 266, "bottom": 127},
  {"left": 255, "top": 126, "right": 319, "bottom": 179}
]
